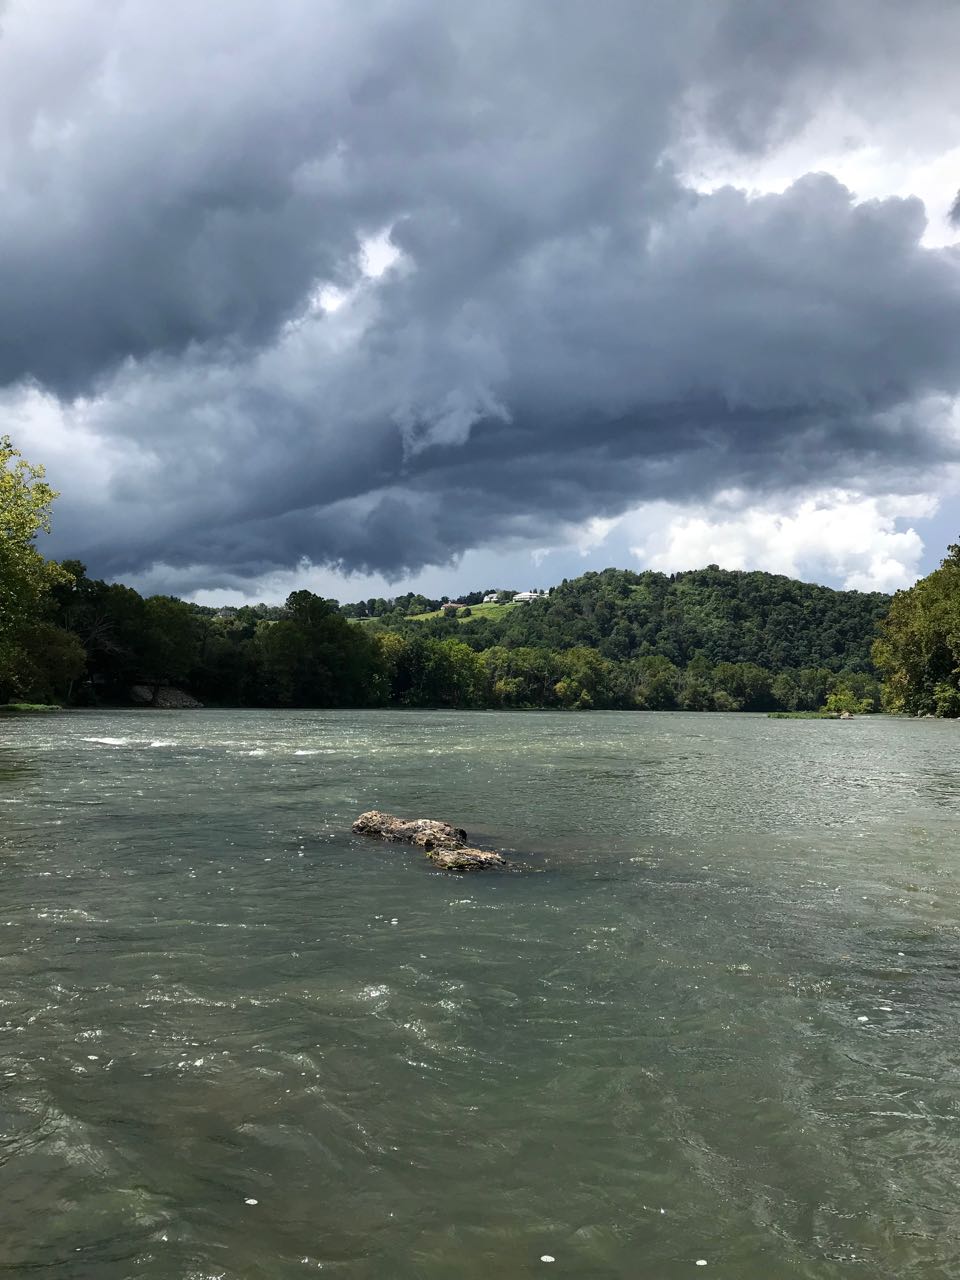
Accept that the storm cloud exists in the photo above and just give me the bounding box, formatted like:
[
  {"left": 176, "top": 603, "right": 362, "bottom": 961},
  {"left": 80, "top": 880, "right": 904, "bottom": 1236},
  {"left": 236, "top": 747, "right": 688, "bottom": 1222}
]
[{"left": 3, "top": 0, "right": 960, "bottom": 589}]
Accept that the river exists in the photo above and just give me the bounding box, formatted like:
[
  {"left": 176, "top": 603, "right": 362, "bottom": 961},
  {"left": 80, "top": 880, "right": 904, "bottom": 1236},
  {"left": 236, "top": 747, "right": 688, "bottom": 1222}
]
[{"left": 1, "top": 709, "right": 959, "bottom": 1278}]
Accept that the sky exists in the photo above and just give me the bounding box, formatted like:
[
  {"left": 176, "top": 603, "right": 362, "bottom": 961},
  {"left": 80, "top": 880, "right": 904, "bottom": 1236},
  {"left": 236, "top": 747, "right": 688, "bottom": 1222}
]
[{"left": 3, "top": 0, "right": 960, "bottom": 605}]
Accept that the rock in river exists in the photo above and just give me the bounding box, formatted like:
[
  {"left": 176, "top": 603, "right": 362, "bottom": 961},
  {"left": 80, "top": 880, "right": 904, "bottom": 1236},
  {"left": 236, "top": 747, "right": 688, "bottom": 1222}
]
[{"left": 352, "top": 810, "right": 506, "bottom": 871}]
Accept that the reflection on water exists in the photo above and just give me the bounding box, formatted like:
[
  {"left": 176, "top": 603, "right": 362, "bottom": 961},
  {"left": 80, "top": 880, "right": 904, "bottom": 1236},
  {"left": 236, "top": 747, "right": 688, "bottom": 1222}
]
[{"left": 1, "top": 709, "right": 960, "bottom": 1278}]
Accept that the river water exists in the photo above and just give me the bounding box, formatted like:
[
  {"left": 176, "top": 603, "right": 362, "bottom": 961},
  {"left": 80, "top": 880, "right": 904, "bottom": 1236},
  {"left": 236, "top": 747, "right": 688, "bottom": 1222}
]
[{"left": 1, "top": 709, "right": 959, "bottom": 1279}]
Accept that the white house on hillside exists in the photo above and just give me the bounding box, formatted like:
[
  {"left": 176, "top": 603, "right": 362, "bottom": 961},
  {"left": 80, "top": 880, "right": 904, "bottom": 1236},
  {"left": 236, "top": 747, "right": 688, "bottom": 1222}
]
[{"left": 514, "top": 589, "right": 545, "bottom": 603}]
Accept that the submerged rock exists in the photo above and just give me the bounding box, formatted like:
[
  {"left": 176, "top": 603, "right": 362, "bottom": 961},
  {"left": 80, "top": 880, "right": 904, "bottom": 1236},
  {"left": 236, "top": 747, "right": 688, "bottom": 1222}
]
[
  {"left": 352, "top": 811, "right": 466, "bottom": 849},
  {"left": 429, "top": 846, "right": 507, "bottom": 871},
  {"left": 352, "top": 810, "right": 506, "bottom": 871}
]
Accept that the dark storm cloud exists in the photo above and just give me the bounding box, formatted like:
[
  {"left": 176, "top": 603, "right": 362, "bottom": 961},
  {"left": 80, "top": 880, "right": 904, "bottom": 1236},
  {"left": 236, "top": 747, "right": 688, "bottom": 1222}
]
[{"left": 3, "top": 0, "right": 960, "bottom": 583}]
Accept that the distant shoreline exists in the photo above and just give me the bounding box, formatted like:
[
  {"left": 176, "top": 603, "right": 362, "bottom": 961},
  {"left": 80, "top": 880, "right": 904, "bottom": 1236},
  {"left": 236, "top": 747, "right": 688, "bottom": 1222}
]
[{"left": 2, "top": 702, "right": 912, "bottom": 719}]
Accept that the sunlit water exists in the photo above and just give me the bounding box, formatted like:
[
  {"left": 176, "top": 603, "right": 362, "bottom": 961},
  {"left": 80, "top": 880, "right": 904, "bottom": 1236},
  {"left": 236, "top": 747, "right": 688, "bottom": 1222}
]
[{"left": 1, "top": 709, "right": 959, "bottom": 1279}]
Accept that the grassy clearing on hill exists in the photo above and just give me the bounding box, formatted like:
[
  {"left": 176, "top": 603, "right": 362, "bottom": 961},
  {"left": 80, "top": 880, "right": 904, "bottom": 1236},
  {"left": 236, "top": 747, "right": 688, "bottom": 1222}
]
[{"left": 407, "top": 601, "right": 520, "bottom": 622}]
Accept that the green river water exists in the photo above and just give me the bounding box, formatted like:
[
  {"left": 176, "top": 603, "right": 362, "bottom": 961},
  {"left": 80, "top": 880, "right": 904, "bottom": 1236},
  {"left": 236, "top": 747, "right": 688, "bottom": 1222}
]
[{"left": 1, "top": 709, "right": 959, "bottom": 1279}]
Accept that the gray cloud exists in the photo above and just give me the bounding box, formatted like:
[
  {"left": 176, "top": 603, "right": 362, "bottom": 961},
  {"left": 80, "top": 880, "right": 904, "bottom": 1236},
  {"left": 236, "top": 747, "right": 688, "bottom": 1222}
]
[{"left": 3, "top": 0, "right": 960, "bottom": 586}]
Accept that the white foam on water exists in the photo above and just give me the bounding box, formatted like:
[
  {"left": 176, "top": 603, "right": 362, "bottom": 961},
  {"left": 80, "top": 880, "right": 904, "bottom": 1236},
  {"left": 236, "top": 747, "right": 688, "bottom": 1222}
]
[{"left": 41, "top": 907, "right": 104, "bottom": 925}]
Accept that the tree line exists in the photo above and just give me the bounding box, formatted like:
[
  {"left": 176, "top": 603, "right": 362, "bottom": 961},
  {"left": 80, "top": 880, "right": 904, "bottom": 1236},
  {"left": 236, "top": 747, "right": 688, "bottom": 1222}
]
[
  {"left": 873, "top": 543, "right": 960, "bottom": 716},
  {"left": 0, "top": 434, "right": 956, "bottom": 714}
]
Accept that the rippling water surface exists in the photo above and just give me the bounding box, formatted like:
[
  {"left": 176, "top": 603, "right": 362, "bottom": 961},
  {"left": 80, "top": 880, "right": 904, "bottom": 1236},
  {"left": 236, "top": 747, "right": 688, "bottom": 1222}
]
[{"left": 2, "top": 709, "right": 960, "bottom": 1278}]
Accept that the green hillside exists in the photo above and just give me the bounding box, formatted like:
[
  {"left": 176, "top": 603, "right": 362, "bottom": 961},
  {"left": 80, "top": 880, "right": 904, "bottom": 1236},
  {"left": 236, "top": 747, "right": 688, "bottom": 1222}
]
[
  {"left": 400, "top": 566, "right": 890, "bottom": 672},
  {"left": 407, "top": 601, "right": 519, "bottom": 622}
]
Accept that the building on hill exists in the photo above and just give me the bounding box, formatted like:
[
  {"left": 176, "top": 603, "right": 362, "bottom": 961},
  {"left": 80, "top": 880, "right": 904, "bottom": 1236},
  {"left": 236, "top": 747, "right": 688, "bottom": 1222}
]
[
  {"left": 483, "top": 593, "right": 499, "bottom": 603},
  {"left": 514, "top": 589, "right": 545, "bottom": 603}
]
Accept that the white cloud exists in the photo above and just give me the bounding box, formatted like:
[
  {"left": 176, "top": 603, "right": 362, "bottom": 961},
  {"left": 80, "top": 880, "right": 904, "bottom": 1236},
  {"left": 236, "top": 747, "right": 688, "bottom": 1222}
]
[
  {"left": 0, "top": 382, "right": 131, "bottom": 516},
  {"left": 628, "top": 490, "right": 939, "bottom": 591},
  {"left": 361, "top": 229, "right": 401, "bottom": 279},
  {"left": 574, "top": 516, "right": 620, "bottom": 556},
  {"left": 675, "top": 102, "right": 960, "bottom": 248},
  {"left": 303, "top": 227, "right": 404, "bottom": 316}
]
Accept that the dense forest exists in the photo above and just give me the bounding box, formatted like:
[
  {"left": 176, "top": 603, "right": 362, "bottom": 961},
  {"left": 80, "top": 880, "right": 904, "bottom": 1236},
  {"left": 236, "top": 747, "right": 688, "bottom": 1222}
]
[
  {"left": 372, "top": 567, "right": 889, "bottom": 667},
  {"left": 873, "top": 543, "right": 960, "bottom": 716},
  {"left": 2, "top": 435, "right": 958, "bottom": 714}
]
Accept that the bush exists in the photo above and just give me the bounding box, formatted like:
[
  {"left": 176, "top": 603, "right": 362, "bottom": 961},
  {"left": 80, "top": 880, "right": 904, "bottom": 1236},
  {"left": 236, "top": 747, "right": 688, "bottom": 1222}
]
[{"left": 933, "top": 680, "right": 960, "bottom": 718}]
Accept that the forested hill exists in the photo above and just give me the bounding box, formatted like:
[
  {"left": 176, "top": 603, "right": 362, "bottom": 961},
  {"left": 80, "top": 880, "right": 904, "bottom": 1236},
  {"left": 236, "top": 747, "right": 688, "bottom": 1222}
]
[
  {"left": 4, "top": 553, "right": 892, "bottom": 714},
  {"left": 400, "top": 567, "right": 891, "bottom": 672}
]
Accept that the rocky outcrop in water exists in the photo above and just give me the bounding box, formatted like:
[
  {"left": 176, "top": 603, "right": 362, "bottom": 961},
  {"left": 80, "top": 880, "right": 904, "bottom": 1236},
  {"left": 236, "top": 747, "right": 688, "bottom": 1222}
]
[
  {"left": 129, "top": 685, "right": 203, "bottom": 709},
  {"left": 352, "top": 810, "right": 506, "bottom": 871}
]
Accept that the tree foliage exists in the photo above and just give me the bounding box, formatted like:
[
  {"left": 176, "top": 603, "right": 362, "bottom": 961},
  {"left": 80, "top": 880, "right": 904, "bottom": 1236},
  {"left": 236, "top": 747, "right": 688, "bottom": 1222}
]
[
  {"left": 0, "top": 437, "right": 75, "bottom": 700},
  {"left": 873, "top": 544, "right": 960, "bottom": 716}
]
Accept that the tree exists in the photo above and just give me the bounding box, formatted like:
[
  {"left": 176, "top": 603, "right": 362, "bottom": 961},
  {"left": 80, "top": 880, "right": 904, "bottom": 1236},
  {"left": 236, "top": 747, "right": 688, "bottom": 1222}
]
[
  {"left": 141, "top": 596, "right": 201, "bottom": 689},
  {"left": 874, "top": 543, "right": 960, "bottom": 715},
  {"left": 256, "top": 591, "right": 382, "bottom": 706},
  {"left": 12, "top": 621, "right": 86, "bottom": 703},
  {"left": 678, "top": 672, "right": 712, "bottom": 711},
  {"left": 824, "top": 685, "right": 872, "bottom": 715},
  {"left": 632, "top": 655, "right": 679, "bottom": 710},
  {"left": 0, "top": 437, "right": 72, "bottom": 700}
]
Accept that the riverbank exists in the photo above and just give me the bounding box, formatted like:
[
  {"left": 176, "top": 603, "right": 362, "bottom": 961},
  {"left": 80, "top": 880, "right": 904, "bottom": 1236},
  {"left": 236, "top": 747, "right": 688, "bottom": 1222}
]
[
  {"left": 0, "top": 702, "right": 62, "bottom": 715},
  {"left": 767, "top": 710, "right": 851, "bottom": 719}
]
